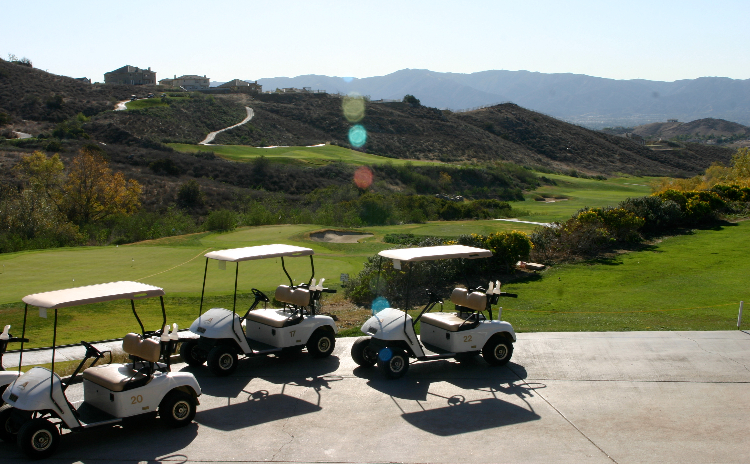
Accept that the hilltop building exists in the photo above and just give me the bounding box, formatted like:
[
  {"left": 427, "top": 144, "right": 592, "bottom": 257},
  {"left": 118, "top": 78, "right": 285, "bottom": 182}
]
[
  {"left": 104, "top": 66, "right": 156, "bottom": 85},
  {"left": 159, "top": 75, "right": 210, "bottom": 90},
  {"left": 217, "top": 79, "right": 262, "bottom": 92}
]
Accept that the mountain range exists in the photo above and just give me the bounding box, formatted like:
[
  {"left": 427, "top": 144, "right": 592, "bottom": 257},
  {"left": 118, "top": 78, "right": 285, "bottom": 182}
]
[{"left": 223, "top": 69, "right": 750, "bottom": 129}]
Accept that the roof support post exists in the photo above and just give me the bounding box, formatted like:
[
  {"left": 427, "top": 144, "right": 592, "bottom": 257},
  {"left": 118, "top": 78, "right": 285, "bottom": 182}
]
[{"left": 199, "top": 257, "right": 208, "bottom": 317}]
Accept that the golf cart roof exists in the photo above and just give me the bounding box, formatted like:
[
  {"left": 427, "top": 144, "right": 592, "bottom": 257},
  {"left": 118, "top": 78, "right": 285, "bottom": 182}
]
[
  {"left": 204, "top": 244, "right": 314, "bottom": 262},
  {"left": 378, "top": 245, "right": 492, "bottom": 262},
  {"left": 22, "top": 281, "right": 165, "bottom": 309}
]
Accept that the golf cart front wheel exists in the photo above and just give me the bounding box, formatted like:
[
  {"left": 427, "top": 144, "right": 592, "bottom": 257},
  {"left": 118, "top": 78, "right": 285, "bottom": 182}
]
[
  {"left": 159, "top": 391, "right": 197, "bottom": 427},
  {"left": 207, "top": 346, "right": 238, "bottom": 376},
  {"left": 377, "top": 347, "right": 409, "bottom": 379},
  {"left": 482, "top": 336, "right": 514, "bottom": 366},
  {"left": 307, "top": 329, "right": 335, "bottom": 358},
  {"left": 17, "top": 418, "right": 59, "bottom": 459},
  {"left": 0, "top": 405, "right": 22, "bottom": 443},
  {"left": 180, "top": 339, "right": 207, "bottom": 367},
  {"left": 351, "top": 336, "right": 377, "bottom": 367}
]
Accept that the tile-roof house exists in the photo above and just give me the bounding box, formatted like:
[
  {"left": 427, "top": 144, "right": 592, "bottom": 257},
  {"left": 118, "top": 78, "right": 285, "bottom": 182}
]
[
  {"left": 159, "top": 75, "right": 210, "bottom": 90},
  {"left": 104, "top": 66, "right": 156, "bottom": 85}
]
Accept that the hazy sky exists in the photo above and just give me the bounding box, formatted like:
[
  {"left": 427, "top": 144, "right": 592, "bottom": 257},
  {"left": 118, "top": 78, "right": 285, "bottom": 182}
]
[{"left": 2, "top": 0, "right": 747, "bottom": 83}]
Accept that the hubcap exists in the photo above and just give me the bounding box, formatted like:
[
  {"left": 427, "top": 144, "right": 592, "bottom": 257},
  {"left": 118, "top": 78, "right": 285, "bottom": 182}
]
[
  {"left": 391, "top": 356, "right": 404, "bottom": 373},
  {"left": 172, "top": 400, "right": 190, "bottom": 420},
  {"left": 494, "top": 344, "right": 508, "bottom": 360},
  {"left": 31, "top": 429, "right": 52, "bottom": 451},
  {"left": 318, "top": 337, "right": 331, "bottom": 353},
  {"left": 219, "top": 353, "right": 234, "bottom": 369},
  {"left": 363, "top": 347, "right": 377, "bottom": 363}
]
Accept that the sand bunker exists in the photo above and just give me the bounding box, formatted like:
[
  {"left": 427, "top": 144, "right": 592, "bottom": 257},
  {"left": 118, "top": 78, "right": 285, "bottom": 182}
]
[{"left": 309, "top": 230, "right": 373, "bottom": 243}]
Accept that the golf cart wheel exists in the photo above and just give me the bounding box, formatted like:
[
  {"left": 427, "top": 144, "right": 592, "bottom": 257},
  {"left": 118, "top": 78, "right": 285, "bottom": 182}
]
[
  {"left": 351, "top": 336, "right": 377, "bottom": 367},
  {"left": 377, "top": 347, "right": 409, "bottom": 379},
  {"left": 159, "top": 391, "right": 196, "bottom": 428},
  {"left": 180, "top": 339, "right": 207, "bottom": 367},
  {"left": 0, "top": 405, "right": 21, "bottom": 443},
  {"left": 482, "top": 335, "right": 514, "bottom": 366},
  {"left": 207, "top": 346, "right": 238, "bottom": 377},
  {"left": 17, "top": 418, "right": 59, "bottom": 459},
  {"left": 307, "top": 329, "right": 335, "bottom": 358}
]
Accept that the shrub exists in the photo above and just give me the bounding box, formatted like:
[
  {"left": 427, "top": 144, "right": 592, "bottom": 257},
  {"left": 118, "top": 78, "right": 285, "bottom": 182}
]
[
  {"left": 203, "top": 209, "right": 237, "bottom": 231},
  {"left": 619, "top": 196, "right": 681, "bottom": 235},
  {"left": 177, "top": 179, "right": 204, "bottom": 209}
]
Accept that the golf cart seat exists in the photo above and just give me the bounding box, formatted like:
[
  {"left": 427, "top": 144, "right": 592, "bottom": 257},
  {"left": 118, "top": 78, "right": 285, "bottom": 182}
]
[
  {"left": 420, "top": 288, "right": 487, "bottom": 332},
  {"left": 245, "top": 285, "right": 309, "bottom": 328},
  {"left": 274, "top": 285, "right": 311, "bottom": 307},
  {"left": 82, "top": 334, "right": 160, "bottom": 392}
]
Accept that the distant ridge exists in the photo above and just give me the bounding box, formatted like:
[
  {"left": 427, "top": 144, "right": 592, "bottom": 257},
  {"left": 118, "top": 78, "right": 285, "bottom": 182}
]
[{"left": 255, "top": 69, "right": 750, "bottom": 128}]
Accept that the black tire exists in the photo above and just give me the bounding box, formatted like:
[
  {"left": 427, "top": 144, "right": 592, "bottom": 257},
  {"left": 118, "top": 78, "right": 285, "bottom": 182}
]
[
  {"left": 207, "top": 346, "right": 238, "bottom": 377},
  {"left": 482, "top": 335, "right": 514, "bottom": 366},
  {"left": 351, "top": 336, "right": 377, "bottom": 367},
  {"left": 0, "top": 385, "right": 6, "bottom": 407},
  {"left": 306, "top": 329, "right": 335, "bottom": 358},
  {"left": 179, "top": 339, "right": 207, "bottom": 367},
  {"left": 17, "top": 418, "right": 59, "bottom": 460},
  {"left": 377, "top": 347, "right": 409, "bottom": 379},
  {"left": 0, "top": 404, "right": 20, "bottom": 443},
  {"left": 159, "top": 390, "right": 197, "bottom": 428}
]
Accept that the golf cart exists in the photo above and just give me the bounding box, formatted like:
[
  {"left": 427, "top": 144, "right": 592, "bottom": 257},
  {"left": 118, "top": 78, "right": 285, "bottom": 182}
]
[
  {"left": 350, "top": 245, "right": 518, "bottom": 379},
  {"left": 0, "top": 282, "right": 201, "bottom": 459},
  {"left": 180, "top": 244, "right": 338, "bottom": 377},
  {"left": 1, "top": 326, "right": 29, "bottom": 406}
]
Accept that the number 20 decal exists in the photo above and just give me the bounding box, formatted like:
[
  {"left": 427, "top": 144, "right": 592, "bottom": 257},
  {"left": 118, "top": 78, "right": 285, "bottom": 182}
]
[
  {"left": 463, "top": 335, "right": 472, "bottom": 342},
  {"left": 131, "top": 395, "right": 143, "bottom": 404}
]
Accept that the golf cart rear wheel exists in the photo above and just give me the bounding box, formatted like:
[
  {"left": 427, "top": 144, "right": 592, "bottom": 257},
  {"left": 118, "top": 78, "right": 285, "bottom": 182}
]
[
  {"left": 351, "top": 336, "right": 377, "bottom": 367},
  {"left": 377, "top": 348, "right": 409, "bottom": 379},
  {"left": 0, "top": 405, "right": 21, "bottom": 443},
  {"left": 307, "top": 329, "right": 335, "bottom": 358},
  {"left": 482, "top": 335, "right": 513, "bottom": 366},
  {"left": 0, "top": 385, "right": 5, "bottom": 407},
  {"left": 159, "top": 391, "right": 196, "bottom": 427},
  {"left": 207, "top": 346, "right": 238, "bottom": 376},
  {"left": 180, "top": 339, "right": 207, "bottom": 367},
  {"left": 17, "top": 418, "right": 59, "bottom": 459}
]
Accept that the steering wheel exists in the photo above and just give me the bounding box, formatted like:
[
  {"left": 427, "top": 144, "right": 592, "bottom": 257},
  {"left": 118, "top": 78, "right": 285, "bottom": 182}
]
[
  {"left": 251, "top": 288, "right": 270, "bottom": 302},
  {"left": 81, "top": 340, "right": 104, "bottom": 358}
]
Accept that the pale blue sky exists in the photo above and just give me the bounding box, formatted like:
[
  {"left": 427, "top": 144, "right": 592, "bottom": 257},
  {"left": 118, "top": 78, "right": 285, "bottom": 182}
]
[{"left": 2, "top": 0, "right": 747, "bottom": 83}]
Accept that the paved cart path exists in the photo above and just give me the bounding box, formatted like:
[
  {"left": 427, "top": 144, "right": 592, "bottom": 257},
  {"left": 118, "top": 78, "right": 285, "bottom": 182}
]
[
  {"left": 1, "top": 331, "right": 749, "bottom": 464},
  {"left": 199, "top": 107, "right": 254, "bottom": 145}
]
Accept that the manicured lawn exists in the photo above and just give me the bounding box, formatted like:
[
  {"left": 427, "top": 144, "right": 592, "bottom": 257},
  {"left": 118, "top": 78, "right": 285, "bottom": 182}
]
[
  {"left": 168, "top": 143, "right": 444, "bottom": 166},
  {"left": 124, "top": 99, "right": 169, "bottom": 110}
]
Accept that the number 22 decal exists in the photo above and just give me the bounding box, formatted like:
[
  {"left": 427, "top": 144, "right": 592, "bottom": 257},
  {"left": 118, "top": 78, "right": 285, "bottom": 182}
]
[{"left": 463, "top": 335, "right": 472, "bottom": 342}]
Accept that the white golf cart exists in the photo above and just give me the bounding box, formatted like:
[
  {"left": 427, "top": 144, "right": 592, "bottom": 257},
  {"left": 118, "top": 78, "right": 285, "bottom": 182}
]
[
  {"left": 180, "top": 244, "right": 338, "bottom": 377},
  {"left": 0, "top": 326, "right": 29, "bottom": 407},
  {"left": 0, "top": 282, "right": 201, "bottom": 459},
  {"left": 350, "top": 245, "right": 518, "bottom": 379}
]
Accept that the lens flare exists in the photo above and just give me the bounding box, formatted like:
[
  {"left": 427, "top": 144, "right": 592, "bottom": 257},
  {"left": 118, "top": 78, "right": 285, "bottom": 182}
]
[
  {"left": 342, "top": 94, "right": 365, "bottom": 123},
  {"left": 348, "top": 124, "right": 367, "bottom": 148},
  {"left": 372, "top": 296, "right": 389, "bottom": 314},
  {"left": 353, "top": 166, "right": 373, "bottom": 189}
]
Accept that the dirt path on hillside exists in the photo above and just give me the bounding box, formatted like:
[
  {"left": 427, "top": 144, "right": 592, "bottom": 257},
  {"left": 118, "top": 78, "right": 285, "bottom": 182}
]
[{"left": 199, "top": 107, "right": 254, "bottom": 145}]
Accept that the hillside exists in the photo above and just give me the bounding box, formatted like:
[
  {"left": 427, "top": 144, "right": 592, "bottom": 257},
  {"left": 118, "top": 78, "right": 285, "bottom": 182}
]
[
  {"left": 255, "top": 69, "right": 750, "bottom": 128},
  {"left": 631, "top": 118, "right": 750, "bottom": 140},
  {"left": 0, "top": 61, "right": 734, "bottom": 177}
]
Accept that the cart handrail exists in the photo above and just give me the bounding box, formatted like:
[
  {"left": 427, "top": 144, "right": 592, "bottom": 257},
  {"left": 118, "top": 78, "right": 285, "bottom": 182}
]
[
  {"left": 205, "top": 244, "right": 314, "bottom": 262},
  {"left": 378, "top": 245, "right": 491, "bottom": 262},
  {"left": 22, "top": 281, "right": 165, "bottom": 309}
]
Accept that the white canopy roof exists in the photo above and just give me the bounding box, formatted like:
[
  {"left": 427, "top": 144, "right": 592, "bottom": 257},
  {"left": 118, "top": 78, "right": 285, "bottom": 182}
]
[
  {"left": 378, "top": 245, "right": 492, "bottom": 262},
  {"left": 204, "top": 244, "right": 314, "bottom": 262},
  {"left": 22, "top": 281, "right": 165, "bottom": 309}
]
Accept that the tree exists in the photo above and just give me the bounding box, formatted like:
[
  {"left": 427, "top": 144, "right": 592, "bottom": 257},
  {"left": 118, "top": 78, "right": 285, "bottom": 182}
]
[
  {"left": 15, "top": 151, "right": 65, "bottom": 207},
  {"left": 403, "top": 94, "right": 421, "bottom": 106},
  {"left": 177, "top": 179, "right": 205, "bottom": 209},
  {"left": 62, "top": 147, "right": 141, "bottom": 224}
]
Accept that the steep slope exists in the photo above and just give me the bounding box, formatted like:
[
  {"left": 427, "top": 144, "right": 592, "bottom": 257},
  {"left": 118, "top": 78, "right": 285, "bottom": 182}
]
[{"left": 632, "top": 118, "right": 750, "bottom": 139}]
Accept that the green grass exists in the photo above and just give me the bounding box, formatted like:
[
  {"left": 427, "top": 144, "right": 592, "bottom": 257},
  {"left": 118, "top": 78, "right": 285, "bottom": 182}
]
[
  {"left": 124, "top": 99, "right": 169, "bottom": 110},
  {"left": 499, "top": 221, "right": 750, "bottom": 332},
  {"left": 168, "top": 143, "right": 445, "bottom": 166},
  {"left": 3, "top": 173, "right": 743, "bottom": 347},
  {"left": 511, "top": 174, "right": 655, "bottom": 222}
]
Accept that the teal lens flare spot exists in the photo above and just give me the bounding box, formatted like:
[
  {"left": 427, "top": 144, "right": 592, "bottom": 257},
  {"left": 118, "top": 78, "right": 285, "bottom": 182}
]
[
  {"left": 348, "top": 125, "right": 367, "bottom": 148},
  {"left": 379, "top": 347, "right": 393, "bottom": 362}
]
